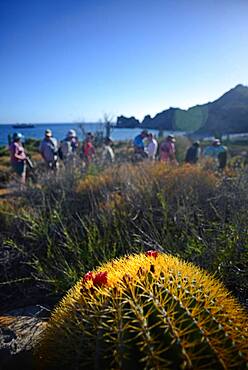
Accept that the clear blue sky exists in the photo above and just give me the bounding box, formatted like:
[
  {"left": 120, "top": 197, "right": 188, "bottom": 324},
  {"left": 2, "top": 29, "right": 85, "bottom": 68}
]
[{"left": 1, "top": 0, "right": 248, "bottom": 123}]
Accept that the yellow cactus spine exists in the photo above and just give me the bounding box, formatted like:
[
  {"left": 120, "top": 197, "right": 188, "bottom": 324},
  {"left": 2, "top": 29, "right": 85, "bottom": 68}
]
[{"left": 36, "top": 251, "right": 248, "bottom": 369}]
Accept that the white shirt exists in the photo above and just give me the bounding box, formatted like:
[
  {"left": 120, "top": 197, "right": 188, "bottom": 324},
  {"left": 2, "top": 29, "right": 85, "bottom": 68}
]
[
  {"left": 146, "top": 138, "right": 158, "bottom": 160},
  {"left": 102, "top": 145, "right": 115, "bottom": 162}
]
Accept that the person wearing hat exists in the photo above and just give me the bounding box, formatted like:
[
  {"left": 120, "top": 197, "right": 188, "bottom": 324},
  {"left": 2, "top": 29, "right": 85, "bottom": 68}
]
[
  {"left": 101, "top": 137, "right": 115, "bottom": 164},
  {"left": 185, "top": 141, "right": 201, "bottom": 164},
  {"left": 133, "top": 130, "right": 149, "bottom": 158},
  {"left": 68, "top": 129, "right": 79, "bottom": 153},
  {"left": 39, "top": 129, "right": 59, "bottom": 171},
  {"left": 203, "top": 138, "right": 227, "bottom": 169},
  {"left": 59, "top": 129, "right": 79, "bottom": 164},
  {"left": 9, "top": 132, "right": 27, "bottom": 184},
  {"left": 81, "top": 132, "right": 95, "bottom": 166},
  {"left": 159, "top": 135, "right": 178, "bottom": 164},
  {"left": 145, "top": 133, "right": 158, "bottom": 160}
]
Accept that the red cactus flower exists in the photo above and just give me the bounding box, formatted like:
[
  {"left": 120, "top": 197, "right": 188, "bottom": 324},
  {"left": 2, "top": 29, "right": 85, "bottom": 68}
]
[
  {"left": 82, "top": 271, "right": 94, "bottom": 283},
  {"left": 145, "top": 250, "right": 158, "bottom": 258},
  {"left": 93, "top": 271, "right": 108, "bottom": 287}
]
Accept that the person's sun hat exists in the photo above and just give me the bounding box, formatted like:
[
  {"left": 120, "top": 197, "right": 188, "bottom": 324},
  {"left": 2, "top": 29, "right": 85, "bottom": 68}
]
[
  {"left": 45, "top": 129, "right": 52, "bottom": 137},
  {"left": 67, "top": 129, "right": 76, "bottom": 138},
  {"left": 212, "top": 139, "right": 220, "bottom": 146},
  {"left": 193, "top": 141, "right": 200, "bottom": 147},
  {"left": 167, "top": 134, "right": 176, "bottom": 142},
  {"left": 13, "top": 132, "right": 23, "bottom": 141}
]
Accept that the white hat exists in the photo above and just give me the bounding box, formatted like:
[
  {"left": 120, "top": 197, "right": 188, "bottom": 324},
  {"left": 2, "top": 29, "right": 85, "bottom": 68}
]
[
  {"left": 45, "top": 129, "right": 52, "bottom": 137},
  {"left": 167, "top": 134, "right": 176, "bottom": 142},
  {"left": 213, "top": 139, "right": 220, "bottom": 146},
  {"left": 67, "top": 129, "right": 76, "bottom": 137},
  {"left": 13, "top": 132, "right": 23, "bottom": 141}
]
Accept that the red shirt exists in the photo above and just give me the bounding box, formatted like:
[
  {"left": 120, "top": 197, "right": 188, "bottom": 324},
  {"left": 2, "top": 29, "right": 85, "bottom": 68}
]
[{"left": 82, "top": 141, "right": 95, "bottom": 161}]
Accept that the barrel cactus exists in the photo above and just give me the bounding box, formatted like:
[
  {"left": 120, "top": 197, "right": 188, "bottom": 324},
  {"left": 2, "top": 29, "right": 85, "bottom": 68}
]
[{"left": 36, "top": 252, "right": 248, "bottom": 369}]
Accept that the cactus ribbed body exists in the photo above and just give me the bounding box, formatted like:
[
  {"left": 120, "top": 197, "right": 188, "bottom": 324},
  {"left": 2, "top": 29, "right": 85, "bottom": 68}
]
[{"left": 36, "top": 252, "right": 248, "bottom": 369}]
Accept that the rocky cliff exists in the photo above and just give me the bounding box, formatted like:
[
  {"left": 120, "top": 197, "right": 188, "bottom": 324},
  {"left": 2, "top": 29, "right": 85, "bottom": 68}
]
[{"left": 116, "top": 84, "right": 248, "bottom": 134}]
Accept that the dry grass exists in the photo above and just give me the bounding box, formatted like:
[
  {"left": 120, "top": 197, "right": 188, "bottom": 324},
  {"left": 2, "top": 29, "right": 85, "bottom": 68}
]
[
  {"left": 0, "top": 156, "right": 247, "bottom": 312},
  {"left": 76, "top": 162, "right": 217, "bottom": 212}
]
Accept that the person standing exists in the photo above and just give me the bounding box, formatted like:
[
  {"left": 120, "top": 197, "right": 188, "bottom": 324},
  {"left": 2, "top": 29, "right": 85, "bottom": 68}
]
[
  {"left": 39, "top": 129, "right": 59, "bottom": 171},
  {"left": 81, "top": 132, "right": 96, "bottom": 166},
  {"left": 159, "top": 135, "right": 178, "bottom": 165},
  {"left": 145, "top": 133, "right": 158, "bottom": 160},
  {"left": 59, "top": 129, "right": 79, "bottom": 165},
  {"left": 9, "top": 132, "right": 27, "bottom": 184},
  {"left": 185, "top": 141, "right": 201, "bottom": 164},
  {"left": 217, "top": 144, "right": 228, "bottom": 170},
  {"left": 101, "top": 137, "right": 115, "bottom": 164},
  {"left": 133, "top": 130, "right": 148, "bottom": 158},
  {"left": 69, "top": 129, "right": 79, "bottom": 154},
  {"left": 203, "top": 139, "right": 228, "bottom": 170}
]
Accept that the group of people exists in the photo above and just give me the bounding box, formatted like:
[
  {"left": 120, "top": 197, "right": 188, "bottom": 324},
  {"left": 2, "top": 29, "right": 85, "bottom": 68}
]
[
  {"left": 9, "top": 129, "right": 115, "bottom": 184},
  {"left": 39, "top": 128, "right": 79, "bottom": 170},
  {"left": 185, "top": 138, "right": 228, "bottom": 169},
  {"left": 9, "top": 128, "right": 228, "bottom": 185},
  {"left": 133, "top": 130, "right": 177, "bottom": 164},
  {"left": 133, "top": 130, "right": 228, "bottom": 168}
]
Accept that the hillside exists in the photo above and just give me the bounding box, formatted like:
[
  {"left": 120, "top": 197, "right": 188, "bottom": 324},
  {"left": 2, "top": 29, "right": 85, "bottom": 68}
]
[
  {"left": 196, "top": 84, "right": 248, "bottom": 134},
  {"left": 116, "top": 84, "right": 248, "bottom": 134}
]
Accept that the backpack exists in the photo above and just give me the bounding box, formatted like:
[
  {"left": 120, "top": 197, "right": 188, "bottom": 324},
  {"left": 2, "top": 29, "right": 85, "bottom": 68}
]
[{"left": 60, "top": 140, "right": 71, "bottom": 160}]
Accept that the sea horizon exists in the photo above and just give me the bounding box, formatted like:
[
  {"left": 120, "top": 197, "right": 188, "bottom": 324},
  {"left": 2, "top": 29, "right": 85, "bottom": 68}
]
[
  {"left": 0, "top": 122, "right": 168, "bottom": 147},
  {"left": 1, "top": 122, "right": 248, "bottom": 147}
]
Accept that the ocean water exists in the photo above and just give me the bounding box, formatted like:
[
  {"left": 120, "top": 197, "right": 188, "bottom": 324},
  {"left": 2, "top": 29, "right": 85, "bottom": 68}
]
[
  {"left": 1, "top": 123, "right": 248, "bottom": 147},
  {"left": 0, "top": 123, "right": 180, "bottom": 147}
]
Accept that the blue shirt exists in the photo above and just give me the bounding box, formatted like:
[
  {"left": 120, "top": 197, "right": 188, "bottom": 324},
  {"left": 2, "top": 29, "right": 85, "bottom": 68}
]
[
  {"left": 133, "top": 134, "right": 144, "bottom": 149},
  {"left": 203, "top": 145, "right": 227, "bottom": 158}
]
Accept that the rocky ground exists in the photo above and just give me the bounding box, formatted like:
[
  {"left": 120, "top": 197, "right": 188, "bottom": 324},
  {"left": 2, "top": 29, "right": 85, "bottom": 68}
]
[{"left": 0, "top": 305, "right": 50, "bottom": 370}]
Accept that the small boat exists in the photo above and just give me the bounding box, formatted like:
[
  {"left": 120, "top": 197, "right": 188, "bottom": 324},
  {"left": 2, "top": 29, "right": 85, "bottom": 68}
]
[{"left": 12, "top": 123, "right": 35, "bottom": 128}]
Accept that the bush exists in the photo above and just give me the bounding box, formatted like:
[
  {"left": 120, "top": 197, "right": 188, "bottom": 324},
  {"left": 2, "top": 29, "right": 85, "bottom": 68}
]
[
  {"left": 0, "top": 164, "right": 11, "bottom": 184},
  {"left": 1, "top": 162, "right": 248, "bottom": 312},
  {"left": 0, "top": 146, "right": 9, "bottom": 157},
  {"left": 174, "top": 135, "right": 191, "bottom": 163}
]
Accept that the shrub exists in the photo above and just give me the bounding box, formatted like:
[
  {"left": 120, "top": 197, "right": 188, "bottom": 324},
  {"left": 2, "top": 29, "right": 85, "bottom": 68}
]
[
  {"left": 2, "top": 162, "right": 248, "bottom": 311},
  {"left": 0, "top": 164, "right": 11, "bottom": 184},
  {"left": 0, "top": 146, "right": 8, "bottom": 157},
  {"left": 0, "top": 199, "right": 17, "bottom": 234},
  {"left": 75, "top": 162, "right": 217, "bottom": 215},
  {"left": 174, "top": 135, "right": 191, "bottom": 163}
]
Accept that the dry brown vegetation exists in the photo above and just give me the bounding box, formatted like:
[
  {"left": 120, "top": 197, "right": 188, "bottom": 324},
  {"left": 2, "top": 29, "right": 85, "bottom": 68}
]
[{"left": 0, "top": 141, "right": 247, "bottom": 314}]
